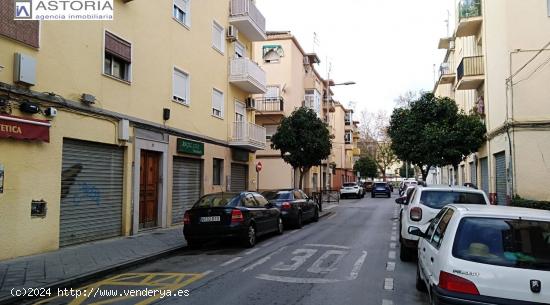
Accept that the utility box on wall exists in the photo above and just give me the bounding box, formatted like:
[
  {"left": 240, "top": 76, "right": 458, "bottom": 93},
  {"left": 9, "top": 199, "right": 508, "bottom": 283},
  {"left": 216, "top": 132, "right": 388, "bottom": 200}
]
[{"left": 14, "top": 53, "right": 36, "bottom": 86}]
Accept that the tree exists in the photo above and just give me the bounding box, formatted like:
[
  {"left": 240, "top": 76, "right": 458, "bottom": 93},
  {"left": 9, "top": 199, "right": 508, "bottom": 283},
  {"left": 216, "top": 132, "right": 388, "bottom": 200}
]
[
  {"left": 399, "top": 163, "right": 415, "bottom": 178},
  {"left": 271, "top": 107, "right": 332, "bottom": 189},
  {"left": 375, "top": 142, "right": 398, "bottom": 181},
  {"left": 354, "top": 156, "right": 378, "bottom": 179},
  {"left": 387, "top": 92, "right": 486, "bottom": 181}
]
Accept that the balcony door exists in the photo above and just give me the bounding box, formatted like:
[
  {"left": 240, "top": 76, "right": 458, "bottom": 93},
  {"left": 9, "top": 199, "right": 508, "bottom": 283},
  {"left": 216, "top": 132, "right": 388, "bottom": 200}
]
[
  {"left": 235, "top": 41, "right": 246, "bottom": 58},
  {"left": 235, "top": 101, "right": 245, "bottom": 122}
]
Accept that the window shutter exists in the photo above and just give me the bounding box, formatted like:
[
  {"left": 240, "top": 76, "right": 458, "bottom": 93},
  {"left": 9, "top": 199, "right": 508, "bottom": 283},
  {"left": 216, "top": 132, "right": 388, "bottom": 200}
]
[
  {"left": 184, "top": 0, "right": 191, "bottom": 26},
  {"left": 173, "top": 69, "right": 188, "bottom": 103},
  {"left": 212, "top": 23, "right": 223, "bottom": 52},
  {"left": 212, "top": 89, "right": 224, "bottom": 116},
  {"left": 105, "top": 32, "right": 131, "bottom": 62}
]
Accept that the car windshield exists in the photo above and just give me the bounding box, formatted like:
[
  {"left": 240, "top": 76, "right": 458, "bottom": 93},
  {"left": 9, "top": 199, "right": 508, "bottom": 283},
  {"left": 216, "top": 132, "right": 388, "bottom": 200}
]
[
  {"left": 262, "top": 191, "right": 292, "bottom": 201},
  {"left": 453, "top": 217, "right": 550, "bottom": 271},
  {"left": 419, "top": 191, "right": 486, "bottom": 209},
  {"left": 343, "top": 183, "right": 357, "bottom": 187},
  {"left": 193, "top": 193, "right": 239, "bottom": 208},
  {"left": 375, "top": 183, "right": 386, "bottom": 187}
]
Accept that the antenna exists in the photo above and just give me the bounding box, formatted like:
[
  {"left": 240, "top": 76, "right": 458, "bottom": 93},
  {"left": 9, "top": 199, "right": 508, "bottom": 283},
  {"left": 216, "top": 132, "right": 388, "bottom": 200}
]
[{"left": 312, "top": 32, "right": 320, "bottom": 52}]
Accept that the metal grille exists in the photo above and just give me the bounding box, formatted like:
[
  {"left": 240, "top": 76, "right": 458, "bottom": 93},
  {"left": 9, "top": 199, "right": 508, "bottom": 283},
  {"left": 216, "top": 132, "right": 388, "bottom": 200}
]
[
  {"left": 495, "top": 152, "right": 507, "bottom": 206},
  {"left": 231, "top": 163, "right": 248, "bottom": 192},
  {"left": 60, "top": 139, "right": 124, "bottom": 247},
  {"left": 480, "top": 157, "right": 489, "bottom": 195},
  {"left": 172, "top": 158, "right": 202, "bottom": 224},
  {"left": 470, "top": 162, "right": 477, "bottom": 186}
]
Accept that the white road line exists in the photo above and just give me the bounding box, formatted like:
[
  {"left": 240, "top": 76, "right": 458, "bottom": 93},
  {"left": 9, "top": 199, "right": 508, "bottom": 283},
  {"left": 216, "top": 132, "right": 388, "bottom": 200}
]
[
  {"left": 382, "top": 299, "right": 394, "bottom": 305},
  {"left": 390, "top": 236, "right": 397, "bottom": 241},
  {"left": 305, "top": 244, "right": 351, "bottom": 250},
  {"left": 389, "top": 242, "right": 396, "bottom": 249},
  {"left": 388, "top": 251, "right": 396, "bottom": 260},
  {"left": 261, "top": 240, "right": 275, "bottom": 248},
  {"left": 384, "top": 278, "right": 394, "bottom": 290},
  {"left": 242, "top": 246, "right": 287, "bottom": 272},
  {"left": 220, "top": 257, "right": 242, "bottom": 267},
  {"left": 202, "top": 270, "right": 214, "bottom": 276},
  {"left": 386, "top": 261, "right": 395, "bottom": 272},
  {"left": 245, "top": 248, "right": 259, "bottom": 255},
  {"left": 347, "top": 251, "right": 368, "bottom": 280},
  {"left": 256, "top": 274, "right": 341, "bottom": 284}
]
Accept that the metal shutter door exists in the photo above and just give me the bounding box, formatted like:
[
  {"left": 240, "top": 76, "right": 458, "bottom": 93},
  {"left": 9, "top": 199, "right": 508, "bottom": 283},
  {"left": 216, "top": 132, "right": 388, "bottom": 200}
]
[
  {"left": 495, "top": 152, "right": 507, "bottom": 206},
  {"left": 470, "top": 162, "right": 477, "bottom": 186},
  {"left": 60, "top": 139, "right": 123, "bottom": 247},
  {"left": 231, "top": 163, "right": 248, "bottom": 192},
  {"left": 172, "top": 158, "right": 202, "bottom": 224},
  {"left": 480, "top": 157, "right": 489, "bottom": 195}
]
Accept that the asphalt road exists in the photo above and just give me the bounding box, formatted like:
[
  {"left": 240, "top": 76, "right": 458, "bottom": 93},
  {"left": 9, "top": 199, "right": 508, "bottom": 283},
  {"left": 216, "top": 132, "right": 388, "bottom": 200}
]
[{"left": 36, "top": 193, "right": 429, "bottom": 305}]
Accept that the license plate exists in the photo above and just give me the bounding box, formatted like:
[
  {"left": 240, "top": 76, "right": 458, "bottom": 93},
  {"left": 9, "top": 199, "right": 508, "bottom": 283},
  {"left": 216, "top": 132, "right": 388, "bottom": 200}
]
[{"left": 200, "top": 216, "right": 220, "bottom": 222}]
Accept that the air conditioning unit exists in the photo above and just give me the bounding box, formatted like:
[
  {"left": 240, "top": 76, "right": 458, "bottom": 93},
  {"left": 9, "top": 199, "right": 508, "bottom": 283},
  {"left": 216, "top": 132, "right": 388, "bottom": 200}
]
[
  {"left": 449, "top": 40, "right": 455, "bottom": 50},
  {"left": 245, "top": 97, "right": 256, "bottom": 110},
  {"left": 303, "top": 56, "right": 310, "bottom": 65},
  {"left": 226, "top": 25, "right": 238, "bottom": 41}
]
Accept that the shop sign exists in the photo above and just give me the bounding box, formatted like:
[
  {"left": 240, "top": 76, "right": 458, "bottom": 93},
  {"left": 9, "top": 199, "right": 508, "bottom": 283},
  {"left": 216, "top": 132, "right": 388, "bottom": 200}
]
[
  {"left": 0, "top": 114, "right": 50, "bottom": 142},
  {"left": 177, "top": 138, "right": 204, "bottom": 156}
]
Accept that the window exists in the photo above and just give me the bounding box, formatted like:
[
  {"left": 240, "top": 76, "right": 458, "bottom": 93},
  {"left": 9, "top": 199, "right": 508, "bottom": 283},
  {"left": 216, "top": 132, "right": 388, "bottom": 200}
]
[
  {"left": 172, "top": 68, "right": 190, "bottom": 105},
  {"left": 548, "top": 0, "right": 550, "bottom": 17},
  {"left": 293, "top": 191, "right": 303, "bottom": 200},
  {"left": 262, "top": 45, "right": 284, "bottom": 63},
  {"left": 213, "top": 158, "right": 223, "bottom": 186},
  {"left": 265, "top": 125, "right": 278, "bottom": 140},
  {"left": 345, "top": 111, "right": 352, "bottom": 125},
  {"left": 345, "top": 131, "right": 352, "bottom": 144},
  {"left": 266, "top": 86, "right": 280, "bottom": 101},
  {"left": 104, "top": 32, "right": 131, "bottom": 82},
  {"left": 419, "top": 191, "right": 487, "bottom": 209},
  {"left": 212, "top": 21, "right": 224, "bottom": 53},
  {"left": 235, "top": 41, "right": 245, "bottom": 58},
  {"left": 425, "top": 209, "right": 447, "bottom": 240},
  {"left": 430, "top": 209, "right": 454, "bottom": 249},
  {"left": 304, "top": 89, "right": 322, "bottom": 116},
  {"left": 253, "top": 194, "right": 269, "bottom": 206},
  {"left": 242, "top": 194, "right": 258, "bottom": 208},
  {"left": 212, "top": 89, "right": 224, "bottom": 118},
  {"left": 173, "top": 0, "right": 191, "bottom": 27},
  {"left": 235, "top": 101, "right": 245, "bottom": 122}
]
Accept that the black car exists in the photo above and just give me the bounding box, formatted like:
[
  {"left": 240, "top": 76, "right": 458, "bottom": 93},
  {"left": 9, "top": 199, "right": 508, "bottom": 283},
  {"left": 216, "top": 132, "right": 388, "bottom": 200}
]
[
  {"left": 372, "top": 182, "right": 392, "bottom": 198},
  {"left": 183, "top": 192, "right": 283, "bottom": 248},
  {"left": 262, "top": 189, "right": 319, "bottom": 228}
]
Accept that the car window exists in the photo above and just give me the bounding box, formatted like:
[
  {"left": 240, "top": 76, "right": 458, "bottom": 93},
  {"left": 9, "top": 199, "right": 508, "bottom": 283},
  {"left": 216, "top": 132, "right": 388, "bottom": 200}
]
[
  {"left": 375, "top": 183, "right": 386, "bottom": 187},
  {"left": 300, "top": 190, "right": 309, "bottom": 200},
  {"left": 343, "top": 183, "right": 356, "bottom": 187},
  {"left": 253, "top": 194, "right": 269, "bottom": 206},
  {"left": 419, "top": 191, "right": 486, "bottom": 209},
  {"left": 430, "top": 209, "right": 454, "bottom": 249},
  {"left": 293, "top": 190, "right": 303, "bottom": 199},
  {"left": 242, "top": 193, "right": 258, "bottom": 208},
  {"left": 193, "top": 193, "right": 239, "bottom": 208},
  {"left": 405, "top": 188, "right": 415, "bottom": 204},
  {"left": 425, "top": 209, "right": 447, "bottom": 240},
  {"left": 453, "top": 217, "right": 550, "bottom": 271},
  {"left": 262, "top": 191, "right": 292, "bottom": 201}
]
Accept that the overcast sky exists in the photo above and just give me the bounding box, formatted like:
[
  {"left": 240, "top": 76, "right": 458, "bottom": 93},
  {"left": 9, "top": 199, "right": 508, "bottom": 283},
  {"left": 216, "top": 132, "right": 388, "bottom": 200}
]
[{"left": 256, "top": 0, "right": 456, "bottom": 114}]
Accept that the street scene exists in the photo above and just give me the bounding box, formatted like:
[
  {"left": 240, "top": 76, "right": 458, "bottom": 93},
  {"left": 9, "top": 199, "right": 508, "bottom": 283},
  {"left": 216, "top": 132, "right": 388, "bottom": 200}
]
[{"left": 1, "top": 0, "right": 550, "bottom": 305}]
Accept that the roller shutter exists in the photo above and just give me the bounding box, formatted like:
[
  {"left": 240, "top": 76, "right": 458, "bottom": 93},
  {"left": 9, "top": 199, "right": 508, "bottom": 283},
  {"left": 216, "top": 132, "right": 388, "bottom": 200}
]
[
  {"left": 495, "top": 152, "right": 507, "bottom": 206},
  {"left": 172, "top": 158, "right": 202, "bottom": 224},
  {"left": 480, "top": 157, "right": 489, "bottom": 195},
  {"left": 60, "top": 139, "right": 124, "bottom": 247},
  {"left": 470, "top": 162, "right": 477, "bottom": 187},
  {"left": 231, "top": 163, "right": 248, "bottom": 192}
]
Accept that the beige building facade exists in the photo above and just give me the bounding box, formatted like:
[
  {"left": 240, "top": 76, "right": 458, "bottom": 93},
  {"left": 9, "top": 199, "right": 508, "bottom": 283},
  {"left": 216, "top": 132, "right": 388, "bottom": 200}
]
[
  {"left": 433, "top": 0, "right": 550, "bottom": 203},
  {"left": 0, "top": 0, "right": 268, "bottom": 260}
]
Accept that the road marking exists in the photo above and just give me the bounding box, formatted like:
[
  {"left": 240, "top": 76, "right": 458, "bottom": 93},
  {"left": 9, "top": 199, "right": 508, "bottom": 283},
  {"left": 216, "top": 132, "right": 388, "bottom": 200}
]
[
  {"left": 242, "top": 246, "right": 287, "bottom": 272},
  {"left": 389, "top": 242, "right": 396, "bottom": 249},
  {"left": 261, "top": 240, "right": 275, "bottom": 247},
  {"left": 272, "top": 249, "right": 318, "bottom": 271},
  {"left": 382, "top": 299, "right": 394, "bottom": 305},
  {"left": 307, "top": 250, "right": 347, "bottom": 274},
  {"left": 386, "top": 261, "right": 395, "bottom": 272},
  {"left": 347, "top": 251, "right": 368, "bottom": 280},
  {"left": 390, "top": 236, "right": 397, "bottom": 241},
  {"left": 384, "top": 278, "right": 394, "bottom": 290},
  {"left": 202, "top": 270, "right": 213, "bottom": 276},
  {"left": 245, "top": 248, "right": 259, "bottom": 255},
  {"left": 220, "top": 257, "right": 242, "bottom": 267},
  {"left": 388, "top": 251, "right": 396, "bottom": 260},
  {"left": 256, "top": 274, "right": 341, "bottom": 284},
  {"left": 304, "top": 243, "right": 351, "bottom": 250},
  {"left": 326, "top": 213, "right": 337, "bottom": 220}
]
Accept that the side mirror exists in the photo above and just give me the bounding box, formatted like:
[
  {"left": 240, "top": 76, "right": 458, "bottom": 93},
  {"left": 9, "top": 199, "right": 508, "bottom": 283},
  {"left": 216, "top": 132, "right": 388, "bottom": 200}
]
[
  {"left": 395, "top": 197, "right": 404, "bottom": 205},
  {"left": 408, "top": 226, "right": 425, "bottom": 238}
]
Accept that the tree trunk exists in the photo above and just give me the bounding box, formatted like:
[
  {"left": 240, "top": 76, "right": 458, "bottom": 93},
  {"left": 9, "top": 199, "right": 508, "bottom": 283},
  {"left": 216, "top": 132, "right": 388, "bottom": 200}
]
[{"left": 298, "top": 167, "right": 309, "bottom": 190}]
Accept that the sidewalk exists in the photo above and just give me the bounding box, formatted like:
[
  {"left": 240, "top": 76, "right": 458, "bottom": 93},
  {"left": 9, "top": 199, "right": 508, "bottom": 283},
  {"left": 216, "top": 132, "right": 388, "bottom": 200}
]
[{"left": 0, "top": 226, "right": 185, "bottom": 305}]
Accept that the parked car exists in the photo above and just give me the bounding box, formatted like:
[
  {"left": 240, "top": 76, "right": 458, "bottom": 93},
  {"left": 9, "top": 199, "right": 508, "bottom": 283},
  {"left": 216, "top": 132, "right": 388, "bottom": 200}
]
[
  {"left": 340, "top": 182, "right": 364, "bottom": 199},
  {"left": 183, "top": 192, "right": 283, "bottom": 248},
  {"left": 363, "top": 181, "right": 374, "bottom": 192},
  {"left": 399, "top": 185, "right": 490, "bottom": 261},
  {"left": 399, "top": 179, "right": 418, "bottom": 196},
  {"left": 409, "top": 204, "right": 550, "bottom": 305},
  {"left": 371, "top": 182, "right": 391, "bottom": 198},
  {"left": 261, "top": 189, "right": 319, "bottom": 228}
]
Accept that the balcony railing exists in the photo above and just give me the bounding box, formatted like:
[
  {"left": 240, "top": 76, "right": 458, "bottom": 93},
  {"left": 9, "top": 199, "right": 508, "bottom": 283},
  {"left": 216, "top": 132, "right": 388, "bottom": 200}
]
[
  {"left": 457, "top": 56, "right": 485, "bottom": 89},
  {"left": 459, "top": 0, "right": 482, "bottom": 20},
  {"left": 229, "top": 57, "right": 267, "bottom": 94},
  {"left": 230, "top": 121, "right": 266, "bottom": 151},
  {"left": 256, "top": 97, "right": 284, "bottom": 112},
  {"left": 229, "top": 0, "right": 266, "bottom": 41}
]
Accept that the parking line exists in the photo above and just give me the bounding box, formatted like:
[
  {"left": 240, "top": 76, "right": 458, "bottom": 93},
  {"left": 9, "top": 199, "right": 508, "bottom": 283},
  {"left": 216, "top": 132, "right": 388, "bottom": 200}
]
[
  {"left": 261, "top": 240, "right": 275, "bottom": 248},
  {"left": 305, "top": 244, "right": 351, "bottom": 250},
  {"left": 220, "top": 257, "right": 242, "bottom": 267},
  {"left": 386, "top": 261, "right": 395, "bottom": 272},
  {"left": 388, "top": 251, "right": 396, "bottom": 260},
  {"left": 390, "top": 236, "right": 397, "bottom": 241},
  {"left": 389, "top": 242, "right": 396, "bottom": 249},
  {"left": 242, "top": 246, "right": 287, "bottom": 272},
  {"left": 384, "top": 278, "right": 394, "bottom": 290},
  {"left": 382, "top": 300, "right": 394, "bottom": 305},
  {"left": 245, "top": 248, "right": 259, "bottom": 255}
]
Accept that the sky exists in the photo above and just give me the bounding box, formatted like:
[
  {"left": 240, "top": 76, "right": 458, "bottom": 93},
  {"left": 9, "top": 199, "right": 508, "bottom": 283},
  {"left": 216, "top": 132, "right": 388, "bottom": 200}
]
[{"left": 256, "top": 0, "right": 456, "bottom": 115}]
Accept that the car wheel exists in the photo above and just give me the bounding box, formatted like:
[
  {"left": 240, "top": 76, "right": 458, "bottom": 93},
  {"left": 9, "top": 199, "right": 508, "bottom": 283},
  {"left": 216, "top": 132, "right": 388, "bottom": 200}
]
[
  {"left": 400, "top": 240, "right": 413, "bottom": 262},
  {"left": 388, "top": 193, "right": 391, "bottom": 198},
  {"left": 295, "top": 213, "right": 303, "bottom": 229},
  {"left": 276, "top": 217, "right": 284, "bottom": 235},
  {"left": 416, "top": 264, "right": 427, "bottom": 292},
  {"left": 371, "top": 194, "right": 375, "bottom": 198},
  {"left": 243, "top": 224, "right": 256, "bottom": 248},
  {"left": 312, "top": 207, "right": 319, "bottom": 222}
]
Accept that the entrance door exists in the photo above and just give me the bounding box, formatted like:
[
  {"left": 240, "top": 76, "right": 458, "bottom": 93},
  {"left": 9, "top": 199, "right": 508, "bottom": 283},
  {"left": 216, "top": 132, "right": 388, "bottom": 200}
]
[
  {"left": 495, "top": 152, "right": 506, "bottom": 206},
  {"left": 231, "top": 163, "right": 248, "bottom": 192},
  {"left": 140, "top": 150, "right": 161, "bottom": 229}
]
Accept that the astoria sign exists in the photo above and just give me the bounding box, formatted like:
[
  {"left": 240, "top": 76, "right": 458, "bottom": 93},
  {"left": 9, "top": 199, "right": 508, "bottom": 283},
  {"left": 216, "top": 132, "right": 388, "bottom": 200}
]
[{"left": 0, "top": 114, "right": 50, "bottom": 142}]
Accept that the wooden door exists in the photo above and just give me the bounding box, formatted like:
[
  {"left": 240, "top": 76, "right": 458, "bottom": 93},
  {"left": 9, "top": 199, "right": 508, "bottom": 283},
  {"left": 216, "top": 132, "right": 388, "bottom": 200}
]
[{"left": 139, "top": 150, "right": 161, "bottom": 229}]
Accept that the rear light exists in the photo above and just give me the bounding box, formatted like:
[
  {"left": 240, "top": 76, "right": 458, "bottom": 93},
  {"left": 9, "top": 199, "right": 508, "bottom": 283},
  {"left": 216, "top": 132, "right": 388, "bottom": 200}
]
[
  {"left": 183, "top": 211, "right": 190, "bottom": 225},
  {"left": 231, "top": 209, "right": 244, "bottom": 223},
  {"left": 281, "top": 202, "right": 292, "bottom": 209},
  {"left": 439, "top": 271, "right": 479, "bottom": 295},
  {"left": 410, "top": 207, "right": 422, "bottom": 221}
]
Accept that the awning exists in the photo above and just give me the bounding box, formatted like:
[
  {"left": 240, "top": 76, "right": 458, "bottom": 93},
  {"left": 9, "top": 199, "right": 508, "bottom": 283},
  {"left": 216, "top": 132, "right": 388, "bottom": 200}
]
[{"left": 0, "top": 114, "right": 51, "bottom": 142}]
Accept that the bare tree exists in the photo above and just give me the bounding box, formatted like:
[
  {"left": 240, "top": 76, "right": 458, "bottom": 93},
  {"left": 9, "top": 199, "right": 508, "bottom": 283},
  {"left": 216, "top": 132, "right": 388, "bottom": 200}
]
[{"left": 394, "top": 90, "right": 422, "bottom": 108}]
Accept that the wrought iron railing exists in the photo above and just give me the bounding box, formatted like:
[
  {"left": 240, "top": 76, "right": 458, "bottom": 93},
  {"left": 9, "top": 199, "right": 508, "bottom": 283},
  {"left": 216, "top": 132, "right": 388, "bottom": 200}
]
[
  {"left": 459, "top": 0, "right": 482, "bottom": 20},
  {"left": 256, "top": 97, "right": 284, "bottom": 112}
]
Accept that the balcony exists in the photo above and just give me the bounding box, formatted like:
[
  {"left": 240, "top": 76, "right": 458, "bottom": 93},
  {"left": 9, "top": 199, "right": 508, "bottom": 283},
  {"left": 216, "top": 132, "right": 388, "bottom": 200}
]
[
  {"left": 438, "top": 61, "right": 456, "bottom": 84},
  {"left": 353, "top": 148, "right": 361, "bottom": 157},
  {"left": 229, "top": 0, "right": 266, "bottom": 41},
  {"left": 456, "top": 0, "right": 482, "bottom": 37},
  {"left": 457, "top": 56, "right": 485, "bottom": 90},
  {"left": 255, "top": 97, "right": 285, "bottom": 120},
  {"left": 229, "top": 57, "right": 267, "bottom": 94},
  {"left": 230, "top": 121, "right": 267, "bottom": 151}
]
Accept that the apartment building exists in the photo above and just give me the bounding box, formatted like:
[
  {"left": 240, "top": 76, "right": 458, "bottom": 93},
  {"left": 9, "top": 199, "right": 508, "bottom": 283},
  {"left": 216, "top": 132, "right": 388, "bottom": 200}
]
[
  {"left": 0, "top": 0, "right": 268, "bottom": 260},
  {"left": 331, "top": 105, "right": 360, "bottom": 187},
  {"left": 433, "top": 0, "right": 550, "bottom": 203}
]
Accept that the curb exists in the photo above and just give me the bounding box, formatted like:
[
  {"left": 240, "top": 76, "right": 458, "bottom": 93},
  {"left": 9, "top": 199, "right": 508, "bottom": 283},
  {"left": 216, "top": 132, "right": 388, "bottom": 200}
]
[{"left": 0, "top": 244, "right": 186, "bottom": 305}]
